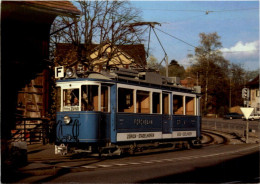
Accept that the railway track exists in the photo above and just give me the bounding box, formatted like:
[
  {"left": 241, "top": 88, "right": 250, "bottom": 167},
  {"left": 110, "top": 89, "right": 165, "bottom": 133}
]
[
  {"left": 98, "top": 130, "right": 230, "bottom": 157},
  {"left": 20, "top": 130, "right": 259, "bottom": 182},
  {"left": 201, "top": 130, "right": 229, "bottom": 145}
]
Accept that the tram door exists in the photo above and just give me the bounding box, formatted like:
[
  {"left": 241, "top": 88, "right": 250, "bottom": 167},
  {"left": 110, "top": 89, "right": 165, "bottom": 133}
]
[{"left": 162, "top": 93, "right": 172, "bottom": 134}]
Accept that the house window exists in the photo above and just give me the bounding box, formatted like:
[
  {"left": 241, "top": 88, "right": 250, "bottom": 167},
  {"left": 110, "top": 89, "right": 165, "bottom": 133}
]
[
  {"left": 256, "top": 89, "right": 259, "bottom": 97},
  {"left": 252, "top": 91, "right": 255, "bottom": 100},
  {"left": 257, "top": 103, "right": 260, "bottom": 111}
]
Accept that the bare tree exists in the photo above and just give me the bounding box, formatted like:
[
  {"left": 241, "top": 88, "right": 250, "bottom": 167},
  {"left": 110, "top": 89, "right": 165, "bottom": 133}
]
[
  {"left": 190, "top": 32, "right": 230, "bottom": 115},
  {"left": 50, "top": 0, "right": 144, "bottom": 70}
]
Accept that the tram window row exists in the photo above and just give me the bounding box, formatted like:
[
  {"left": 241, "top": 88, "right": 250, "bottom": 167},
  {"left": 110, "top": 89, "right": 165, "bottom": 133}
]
[
  {"left": 118, "top": 86, "right": 197, "bottom": 116},
  {"left": 57, "top": 83, "right": 199, "bottom": 116}
]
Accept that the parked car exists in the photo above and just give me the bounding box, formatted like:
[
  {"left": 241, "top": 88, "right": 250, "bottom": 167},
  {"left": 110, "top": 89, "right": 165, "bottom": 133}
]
[
  {"left": 242, "top": 114, "right": 260, "bottom": 121},
  {"left": 223, "top": 112, "right": 243, "bottom": 120}
]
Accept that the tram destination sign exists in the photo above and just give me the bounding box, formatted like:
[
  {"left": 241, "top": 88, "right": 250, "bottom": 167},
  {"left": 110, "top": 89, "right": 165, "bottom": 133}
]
[{"left": 55, "top": 66, "right": 64, "bottom": 78}]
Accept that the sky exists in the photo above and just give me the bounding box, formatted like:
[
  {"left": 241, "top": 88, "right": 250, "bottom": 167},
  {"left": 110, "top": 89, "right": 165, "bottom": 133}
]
[{"left": 130, "top": 1, "right": 259, "bottom": 71}]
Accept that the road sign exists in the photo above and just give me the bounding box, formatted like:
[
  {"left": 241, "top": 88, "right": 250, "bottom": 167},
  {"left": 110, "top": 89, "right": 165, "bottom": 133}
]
[{"left": 240, "top": 107, "right": 254, "bottom": 120}]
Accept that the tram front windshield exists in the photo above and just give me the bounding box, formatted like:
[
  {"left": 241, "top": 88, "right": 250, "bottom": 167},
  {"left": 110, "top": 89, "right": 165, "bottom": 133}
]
[
  {"left": 63, "top": 88, "right": 80, "bottom": 111},
  {"left": 62, "top": 85, "right": 99, "bottom": 112}
]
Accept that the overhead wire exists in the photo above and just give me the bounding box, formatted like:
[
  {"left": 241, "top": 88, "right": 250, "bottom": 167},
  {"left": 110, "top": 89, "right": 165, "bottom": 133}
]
[
  {"left": 154, "top": 27, "right": 197, "bottom": 49},
  {"left": 141, "top": 8, "right": 205, "bottom": 12},
  {"left": 139, "top": 7, "right": 258, "bottom": 63},
  {"left": 209, "top": 8, "right": 259, "bottom": 13},
  {"left": 152, "top": 27, "right": 258, "bottom": 55},
  {"left": 141, "top": 7, "right": 258, "bottom": 13}
]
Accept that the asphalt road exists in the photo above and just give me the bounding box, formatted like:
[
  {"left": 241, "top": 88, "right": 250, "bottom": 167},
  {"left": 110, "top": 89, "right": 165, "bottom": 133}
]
[
  {"left": 4, "top": 118, "right": 260, "bottom": 183},
  {"left": 17, "top": 143, "right": 259, "bottom": 183}
]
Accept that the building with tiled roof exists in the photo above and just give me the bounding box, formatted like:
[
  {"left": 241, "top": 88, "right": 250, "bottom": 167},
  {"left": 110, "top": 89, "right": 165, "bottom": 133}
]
[
  {"left": 55, "top": 43, "right": 147, "bottom": 71},
  {"left": 245, "top": 75, "right": 259, "bottom": 114},
  {"left": 1, "top": 1, "right": 80, "bottom": 145},
  {"left": 2, "top": 1, "right": 80, "bottom": 17}
]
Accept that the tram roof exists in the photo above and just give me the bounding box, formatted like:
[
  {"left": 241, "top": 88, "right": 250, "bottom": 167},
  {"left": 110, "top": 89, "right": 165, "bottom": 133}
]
[{"left": 56, "top": 68, "right": 201, "bottom": 94}]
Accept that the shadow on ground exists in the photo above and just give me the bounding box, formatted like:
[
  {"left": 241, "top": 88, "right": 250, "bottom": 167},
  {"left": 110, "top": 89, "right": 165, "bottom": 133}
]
[
  {"left": 2, "top": 147, "right": 259, "bottom": 183},
  {"left": 139, "top": 151, "right": 260, "bottom": 183},
  {"left": 27, "top": 149, "right": 44, "bottom": 154}
]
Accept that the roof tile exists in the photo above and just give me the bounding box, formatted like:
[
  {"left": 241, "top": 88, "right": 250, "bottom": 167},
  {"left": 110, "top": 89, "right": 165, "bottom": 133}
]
[{"left": 21, "top": 1, "right": 81, "bottom": 16}]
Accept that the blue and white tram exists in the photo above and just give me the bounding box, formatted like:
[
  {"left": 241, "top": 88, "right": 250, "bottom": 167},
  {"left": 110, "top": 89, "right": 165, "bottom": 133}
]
[{"left": 55, "top": 68, "right": 201, "bottom": 155}]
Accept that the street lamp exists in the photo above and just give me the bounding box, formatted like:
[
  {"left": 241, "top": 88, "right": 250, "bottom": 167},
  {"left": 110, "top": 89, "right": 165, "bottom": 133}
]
[
  {"left": 229, "top": 76, "right": 231, "bottom": 110},
  {"left": 229, "top": 70, "right": 234, "bottom": 110}
]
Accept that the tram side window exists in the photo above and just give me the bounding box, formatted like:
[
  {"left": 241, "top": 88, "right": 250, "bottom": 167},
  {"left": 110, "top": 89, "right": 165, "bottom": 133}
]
[
  {"left": 136, "top": 90, "right": 150, "bottom": 114},
  {"left": 163, "top": 93, "right": 169, "bottom": 114},
  {"left": 118, "top": 88, "right": 134, "bottom": 112},
  {"left": 101, "top": 86, "right": 109, "bottom": 112},
  {"left": 173, "top": 95, "right": 184, "bottom": 115},
  {"left": 153, "top": 92, "right": 160, "bottom": 113},
  {"left": 63, "top": 88, "right": 79, "bottom": 111},
  {"left": 186, "top": 96, "right": 195, "bottom": 115},
  {"left": 81, "top": 85, "right": 99, "bottom": 111}
]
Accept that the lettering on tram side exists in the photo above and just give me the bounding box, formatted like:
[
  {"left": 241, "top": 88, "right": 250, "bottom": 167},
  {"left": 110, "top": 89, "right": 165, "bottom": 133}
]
[
  {"left": 126, "top": 133, "right": 155, "bottom": 140},
  {"left": 174, "top": 131, "right": 195, "bottom": 138},
  {"left": 138, "top": 133, "right": 154, "bottom": 138},
  {"left": 182, "top": 131, "right": 192, "bottom": 136},
  {"left": 127, "top": 134, "right": 136, "bottom": 139},
  {"left": 134, "top": 119, "right": 153, "bottom": 126}
]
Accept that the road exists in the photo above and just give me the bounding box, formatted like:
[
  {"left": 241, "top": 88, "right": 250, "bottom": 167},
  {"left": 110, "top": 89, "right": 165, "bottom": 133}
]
[
  {"left": 5, "top": 118, "right": 259, "bottom": 183},
  {"left": 17, "top": 142, "right": 259, "bottom": 183}
]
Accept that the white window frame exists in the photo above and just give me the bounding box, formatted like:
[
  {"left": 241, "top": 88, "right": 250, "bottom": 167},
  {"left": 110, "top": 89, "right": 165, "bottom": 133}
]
[
  {"left": 117, "top": 84, "right": 162, "bottom": 114},
  {"left": 101, "top": 85, "right": 111, "bottom": 113},
  {"left": 162, "top": 92, "right": 171, "bottom": 115},
  {"left": 57, "top": 81, "right": 102, "bottom": 112},
  {"left": 172, "top": 92, "right": 197, "bottom": 116},
  {"left": 152, "top": 91, "right": 162, "bottom": 114}
]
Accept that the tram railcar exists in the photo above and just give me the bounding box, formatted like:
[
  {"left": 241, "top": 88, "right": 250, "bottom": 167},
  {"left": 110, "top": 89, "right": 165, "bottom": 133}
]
[{"left": 55, "top": 67, "right": 201, "bottom": 155}]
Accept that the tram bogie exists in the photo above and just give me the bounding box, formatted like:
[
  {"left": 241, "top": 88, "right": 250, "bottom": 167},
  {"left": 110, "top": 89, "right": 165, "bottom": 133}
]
[{"left": 55, "top": 67, "right": 201, "bottom": 156}]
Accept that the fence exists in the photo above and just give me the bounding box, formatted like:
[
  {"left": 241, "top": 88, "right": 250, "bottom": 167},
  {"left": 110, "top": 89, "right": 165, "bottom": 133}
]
[
  {"left": 202, "top": 119, "right": 260, "bottom": 138},
  {"left": 11, "top": 118, "right": 50, "bottom": 144}
]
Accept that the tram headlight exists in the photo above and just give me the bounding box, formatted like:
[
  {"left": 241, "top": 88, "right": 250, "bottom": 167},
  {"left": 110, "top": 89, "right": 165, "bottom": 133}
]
[
  {"left": 64, "top": 116, "right": 71, "bottom": 125},
  {"left": 65, "top": 68, "right": 74, "bottom": 78}
]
